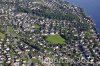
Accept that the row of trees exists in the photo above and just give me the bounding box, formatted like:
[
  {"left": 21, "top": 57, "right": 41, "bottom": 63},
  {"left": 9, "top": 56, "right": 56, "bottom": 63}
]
[
  {"left": 16, "top": 6, "right": 79, "bottom": 21},
  {"left": 32, "top": 9, "right": 79, "bottom": 21}
]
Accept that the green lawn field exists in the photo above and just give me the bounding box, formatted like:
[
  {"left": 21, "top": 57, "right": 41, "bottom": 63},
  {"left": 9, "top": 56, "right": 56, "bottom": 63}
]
[{"left": 46, "top": 35, "right": 65, "bottom": 44}]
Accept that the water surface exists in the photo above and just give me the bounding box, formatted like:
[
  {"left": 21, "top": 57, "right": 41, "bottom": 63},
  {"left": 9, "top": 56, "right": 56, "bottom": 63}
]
[{"left": 65, "top": 0, "right": 100, "bottom": 32}]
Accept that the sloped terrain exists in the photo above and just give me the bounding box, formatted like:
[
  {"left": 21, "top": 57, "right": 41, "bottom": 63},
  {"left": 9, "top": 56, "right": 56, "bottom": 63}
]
[{"left": 0, "top": 0, "right": 100, "bottom": 66}]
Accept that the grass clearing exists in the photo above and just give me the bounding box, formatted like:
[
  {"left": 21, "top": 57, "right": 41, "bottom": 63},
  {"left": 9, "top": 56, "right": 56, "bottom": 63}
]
[
  {"left": 7, "top": 26, "right": 18, "bottom": 36},
  {"left": 84, "top": 31, "right": 92, "bottom": 38},
  {"left": 35, "top": 24, "right": 40, "bottom": 29},
  {"left": 32, "top": 58, "right": 39, "bottom": 63},
  {"left": 0, "top": 32, "right": 5, "bottom": 39},
  {"left": 46, "top": 35, "right": 65, "bottom": 44}
]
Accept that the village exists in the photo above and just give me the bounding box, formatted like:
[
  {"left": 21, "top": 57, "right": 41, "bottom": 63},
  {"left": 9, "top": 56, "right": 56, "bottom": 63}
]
[{"left": 0, "top": 0, "right": 100, "bottom": 66}]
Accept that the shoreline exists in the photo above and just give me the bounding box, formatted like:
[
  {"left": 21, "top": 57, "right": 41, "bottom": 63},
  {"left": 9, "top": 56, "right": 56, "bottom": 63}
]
[{"left": 64, "top": 0, "right": 100, "bottom": 33}]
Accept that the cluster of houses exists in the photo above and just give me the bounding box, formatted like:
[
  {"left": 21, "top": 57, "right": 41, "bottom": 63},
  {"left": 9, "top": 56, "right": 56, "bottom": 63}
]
[{"left": 0, "top": 0, "right": 100, "bottom": 66}]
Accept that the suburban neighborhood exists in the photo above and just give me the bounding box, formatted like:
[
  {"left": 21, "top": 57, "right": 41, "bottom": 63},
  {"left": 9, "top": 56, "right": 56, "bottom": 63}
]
[{"left": 0, "top": 0, "right": 100, "bottom": 66}]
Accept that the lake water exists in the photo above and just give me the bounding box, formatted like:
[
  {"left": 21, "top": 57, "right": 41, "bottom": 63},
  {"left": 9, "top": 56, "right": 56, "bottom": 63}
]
[{"left": 65, "top": 0, "right": 100, "bottom": 32}]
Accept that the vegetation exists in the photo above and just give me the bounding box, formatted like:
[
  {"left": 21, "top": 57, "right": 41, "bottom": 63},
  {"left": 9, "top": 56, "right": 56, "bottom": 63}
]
[
  {"left": 34, "top": 24, "right": 40, "bottom": 34},
  {"left": 84, "top": 31, "right": 92, "bottom": 38},
  {"left": 32, "top": 58, "right": 39, "bottom": 63},
  {"left": 35, "top": 24, "right": 40, "bottom": 29},
  {"left": 17, "top": 6, "right": 80, "bottom": 21},
  {"left": 7, "top": 26, "right": 18, "bottom": 37},
  {"left": 32, "top": 9, "right": 79, "bottom": 21},
  {"left": 55, "top": 63, "right": 68, "bottom": 66},
  {"left": 2, "top": 60, "right": 8, "bottom": 66},
  {"left": 0, "top": 32, "right": 5, "bottom": 39},
  {"left": 45, "top": 35, "right": 65, "bottom": 44},
  {"left": 16, "top": 6, "right": 30, "bottom": 13}
]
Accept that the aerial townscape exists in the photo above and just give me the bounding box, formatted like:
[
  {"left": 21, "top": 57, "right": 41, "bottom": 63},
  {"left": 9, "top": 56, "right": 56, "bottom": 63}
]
[{"left": 0, "top": 0, "right": 100, "bottom": 66}]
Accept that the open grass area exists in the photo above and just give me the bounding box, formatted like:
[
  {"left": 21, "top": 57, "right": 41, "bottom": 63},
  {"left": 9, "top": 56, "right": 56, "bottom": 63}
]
[
  {"left": 46, "top": 35, "right": 65, "bottom": 44},
  {"left": 0, "top": 32, "right": 5, "bottom": 39},
  {"left": 55, "top": 63, "right": 68, "bottom": 66},
  {"left": 7, "top": 26, "right": 18, "bottom": 37},
  {"left": 35, "top": 24, "right": 40, "bottom": 29},
  {"left": 32, "top": 58, "right": 39, "bottom": 63},
  {"left": 84, "top": 31, "right": 92, "bottom": 38}
]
